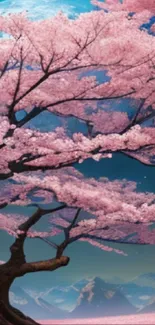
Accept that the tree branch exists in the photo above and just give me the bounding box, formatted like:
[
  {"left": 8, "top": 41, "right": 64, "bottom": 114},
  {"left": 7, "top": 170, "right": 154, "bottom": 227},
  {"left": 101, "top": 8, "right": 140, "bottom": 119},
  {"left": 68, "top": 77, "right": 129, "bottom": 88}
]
[
  {"left": 67, "top": 208, "right": 81, "bottom": 232},
  {"left": 36, "top": 237, "right": 58, "bottom": 249},
  {"left": 19, "top": 256, "right": 69, "bottom": 276},
  {"left": 9, "top": 204, "right": 66, "bottom": 265},
  {"left": 69, "top": 233, "right": 147, "bottom": 245},
  {"left": 17, "top": 106, "right": 45, "bottom": 128},
  {"left": 120, "top": 98, "right": 146, "bottom": 134}
]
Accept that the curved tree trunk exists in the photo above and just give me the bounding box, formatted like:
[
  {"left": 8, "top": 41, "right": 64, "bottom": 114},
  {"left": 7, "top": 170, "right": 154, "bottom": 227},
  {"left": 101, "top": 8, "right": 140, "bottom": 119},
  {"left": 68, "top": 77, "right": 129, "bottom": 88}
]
[
  {"left": 0, "top": 264, "right": 40, "bottom": 325},
  {"left": 0, "top": 207, "right": 70, "bottom": 325},
  {"left": 0, "top": 255, "right": 69, "bottom": 325}
]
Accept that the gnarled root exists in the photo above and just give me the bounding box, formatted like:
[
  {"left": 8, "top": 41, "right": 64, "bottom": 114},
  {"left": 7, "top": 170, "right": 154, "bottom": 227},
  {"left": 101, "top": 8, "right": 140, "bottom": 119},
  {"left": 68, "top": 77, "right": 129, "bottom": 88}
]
[{"left": 0, "top": 300, "right": 40, "bottom": 325}]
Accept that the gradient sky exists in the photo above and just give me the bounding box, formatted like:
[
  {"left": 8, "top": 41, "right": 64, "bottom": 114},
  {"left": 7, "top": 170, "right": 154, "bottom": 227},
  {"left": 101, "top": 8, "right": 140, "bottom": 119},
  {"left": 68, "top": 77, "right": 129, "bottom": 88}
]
[
  {"left": 0, "top": 0, "right": 155, "bottom": 293},
  {"left": 1, "top": 152, "right": 155, "bottom": 290}
]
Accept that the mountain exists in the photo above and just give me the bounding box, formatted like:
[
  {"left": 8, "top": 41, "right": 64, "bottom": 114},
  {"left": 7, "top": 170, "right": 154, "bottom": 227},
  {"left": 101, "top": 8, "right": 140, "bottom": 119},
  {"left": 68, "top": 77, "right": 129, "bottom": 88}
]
[
  {"left": 73, "top": 278, "right": 90, "bottom": 290},
  {"left": 41, "top": 285, "right": 80, "bottom": 312},
  {"left": 9, "top": 285, "right": 68, "bottom": 319},
  {"left": 118, "top": 274, "right": 155, "bottom": 308},
  {"left": 36, "top": 276, "right": 155, "bottom": 314},
  {"left": 10, "top": 275, "right": 155, "bottom": 319},
  {"left": 41, "top": 279, "right": 90, "bottom": 312},
  {"left": 119, "top": 282, "right": 155, "bottom": 308},
  {"left": 139, "top": 298, "right": 155, "bottom": 314},
  {"left": 129, "top": 273, "right": 155, "bottom": 288},
  {"left": 120, "top": 282, "right": 155, "bottom": 296},
  {"left": 71, "top": 277, "right": 136, "bottom": 318}
]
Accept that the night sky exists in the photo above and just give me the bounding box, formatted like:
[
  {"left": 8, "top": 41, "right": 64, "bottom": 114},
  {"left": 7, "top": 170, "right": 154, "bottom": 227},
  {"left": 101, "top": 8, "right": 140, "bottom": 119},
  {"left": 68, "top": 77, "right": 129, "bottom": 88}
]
[{"left": 0, "top": 0, "right": 155, "bottom": 294}]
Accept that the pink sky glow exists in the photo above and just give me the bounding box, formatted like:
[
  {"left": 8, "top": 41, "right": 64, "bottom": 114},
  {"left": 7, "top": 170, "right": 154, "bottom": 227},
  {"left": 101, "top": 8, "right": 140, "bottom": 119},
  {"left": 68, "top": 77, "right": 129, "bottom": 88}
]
[{"left": 38, "top": 313, "right": 155, "bottom": 324}]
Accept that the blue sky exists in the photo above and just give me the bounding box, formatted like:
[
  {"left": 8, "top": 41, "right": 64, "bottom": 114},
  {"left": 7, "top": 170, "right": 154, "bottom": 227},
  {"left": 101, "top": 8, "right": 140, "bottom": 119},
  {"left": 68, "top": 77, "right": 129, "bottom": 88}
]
[
  {"left": 0, "top": 0, "right": 95, "bottom": 19},
  {"left": 0, "top": 0, "right": 155, "bottom": 293},
  {"left": 2, "top": 152, "right": 155, "bottom": 290}
]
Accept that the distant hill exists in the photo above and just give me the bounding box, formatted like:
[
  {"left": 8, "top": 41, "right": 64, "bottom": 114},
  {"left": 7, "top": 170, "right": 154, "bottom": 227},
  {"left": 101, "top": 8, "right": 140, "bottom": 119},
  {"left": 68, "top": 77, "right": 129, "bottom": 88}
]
[
  {"left": 9, "top": 274, "right": 155, "bottom": 319},
  {"left": 71, "top": 277, "right": 136, "bottom": 318},
  {"left": 10, "top": 285, "right": 67, "bottom": 319},
  {"left": 128, "top": 273, "right": 155, "bottom": 288},
  {"left": 40, "top": 284, "right": 81, "bottom": 312},
  {"left": 73, "top": 278, "right": 90, "bottom": 291},
  {"left": 139, "top": 298, "right": 155, "bottom": 314}
]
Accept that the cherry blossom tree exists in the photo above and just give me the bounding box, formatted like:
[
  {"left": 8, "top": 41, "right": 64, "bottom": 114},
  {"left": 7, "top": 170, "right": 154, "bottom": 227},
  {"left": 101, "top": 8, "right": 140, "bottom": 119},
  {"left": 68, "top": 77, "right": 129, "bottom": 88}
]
[
  {"left": 1, "top": 168, "right": 155, "bottom": 325},
  {"left": 0, "top": 2, "right": 155, "bottom": 324},
  {"left": 0, "top": 9, "right": 155, "bottom": 178},
  {"left": 92, "top": 0, "right": 155, "bottom": 14}
]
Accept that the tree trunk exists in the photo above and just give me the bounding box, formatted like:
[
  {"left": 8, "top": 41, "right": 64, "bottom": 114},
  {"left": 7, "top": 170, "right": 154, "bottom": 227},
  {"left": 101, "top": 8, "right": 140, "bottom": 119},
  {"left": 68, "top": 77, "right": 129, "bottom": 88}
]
[
  {"left": 0, "top": 255, "right": 69, "bottom": 325},
  {"left": 0, "top": 264, "right": 40, "bottom": 325},
  {"left": 0, "top": 207, "right": 70, "bottom": 325}
]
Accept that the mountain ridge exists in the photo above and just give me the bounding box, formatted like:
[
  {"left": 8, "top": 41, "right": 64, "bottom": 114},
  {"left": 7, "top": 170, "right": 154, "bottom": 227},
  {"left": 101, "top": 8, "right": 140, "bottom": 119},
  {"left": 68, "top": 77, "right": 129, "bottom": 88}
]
[{"left": 9, "top": 274, "right": 155, "bottom": 319}]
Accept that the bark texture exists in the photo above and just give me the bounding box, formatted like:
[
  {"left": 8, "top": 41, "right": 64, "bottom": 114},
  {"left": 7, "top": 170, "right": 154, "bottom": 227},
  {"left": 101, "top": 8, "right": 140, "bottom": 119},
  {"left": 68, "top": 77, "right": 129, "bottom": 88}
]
[
  {"left": 0, "top": 256, "right": 69, "bottom": 325},
  {"left": 0, "top": 207, "right": 70, "bottom": 324}
]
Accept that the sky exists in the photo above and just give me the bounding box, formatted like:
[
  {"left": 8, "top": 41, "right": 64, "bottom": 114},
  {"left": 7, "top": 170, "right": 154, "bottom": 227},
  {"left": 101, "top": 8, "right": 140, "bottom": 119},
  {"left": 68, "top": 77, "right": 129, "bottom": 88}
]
[
  {"left": 1, "top": 152, "right": 155, "bottom": 291},
  {"left": 0, "top": 0, "right": 155, "bottom": 294},
  {"left": 0, "top": 0, "right": 95, "bottom": 19}
]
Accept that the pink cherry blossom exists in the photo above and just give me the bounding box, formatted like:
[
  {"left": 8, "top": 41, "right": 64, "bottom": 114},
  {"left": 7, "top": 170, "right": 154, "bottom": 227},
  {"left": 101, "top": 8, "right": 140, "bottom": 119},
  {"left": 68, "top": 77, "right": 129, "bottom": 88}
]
[
  {"left": 1, "top": 6, "right": 155, "bottom": 325},
  {"left": 92, "top": 0, "right": 155, "bottom": 15}
]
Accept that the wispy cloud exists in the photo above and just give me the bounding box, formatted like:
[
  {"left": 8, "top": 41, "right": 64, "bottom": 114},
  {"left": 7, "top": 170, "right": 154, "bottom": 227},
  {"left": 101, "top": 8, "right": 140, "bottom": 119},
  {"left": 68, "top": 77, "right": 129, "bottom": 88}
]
[
  {"left": 0, "top": 0, "right": 75, "bottom": 20},
  {"left": 9, "top": 292, "right": 28, "bottom": 305},
  {"left": 54, "top": 299, "right": 64, "bottom": 304},
  {"left": 139, "top": 295, "right": 151, "bottom": 300}
]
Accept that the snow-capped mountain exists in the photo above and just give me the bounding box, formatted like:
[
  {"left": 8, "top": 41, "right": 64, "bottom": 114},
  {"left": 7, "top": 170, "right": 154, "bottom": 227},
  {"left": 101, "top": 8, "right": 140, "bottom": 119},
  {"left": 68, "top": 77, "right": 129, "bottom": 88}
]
[
  {"left": 41, "top": 276, "right": 155, "bottom": 313},
  {"left": 119, "top": 275, "right": 155, "bottom": 308},
  {"left": 39, "top": 279, "right": 90, "bottom": 312},
  {"left": 9, "top": 275, "right": 155, "bottom": 319},
  {"left": 138, "top": 297, "right": 155, "bottom": 314},
  {"left": 130, "top": 273, "right": 155, "bottom": 288},
  {"left": 9, "top": 285, "right": 68, "bottom": 319},
  {"left": 71, "top": 277, "right": 136, "bottom": 318}
]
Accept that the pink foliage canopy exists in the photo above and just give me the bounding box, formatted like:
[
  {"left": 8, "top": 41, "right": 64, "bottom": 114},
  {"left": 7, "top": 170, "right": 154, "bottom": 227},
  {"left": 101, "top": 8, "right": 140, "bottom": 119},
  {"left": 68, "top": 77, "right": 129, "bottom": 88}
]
[
  {"left": 91, "top": 0, "right": 155, "bottom": 14},
  {"left": 0, "top": 2, "right": 155, "bottom": 256},
  {"left": 0, "top": 10, "right": 155, "bottom": 176},
  {"left": 0, "top": 167, "right": 155, "bottom": 255}
]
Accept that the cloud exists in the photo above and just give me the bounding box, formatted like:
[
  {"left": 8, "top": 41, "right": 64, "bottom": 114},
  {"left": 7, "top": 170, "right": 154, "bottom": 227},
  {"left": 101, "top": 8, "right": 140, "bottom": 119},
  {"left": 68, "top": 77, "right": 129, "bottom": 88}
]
[
  {"left": 139, "top": 296, "right": 151, "bottom": 300},
  {"left": 135, "top": 304, "right": 143, "bottom": 309},
  {"left": 0, "top": 0, "right": 75, "bottom": 20},
  {"left": 54, "top": 299, "right": 65, "bottom": 304},
  {"left": 9, "top": 292, "right": 28, "bottom": 305}
]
